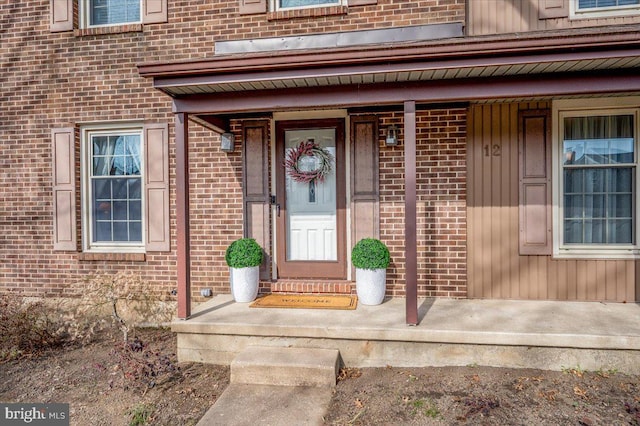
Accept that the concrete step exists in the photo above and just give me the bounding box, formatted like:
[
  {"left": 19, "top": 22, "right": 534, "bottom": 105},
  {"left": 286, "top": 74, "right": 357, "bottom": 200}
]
[
  {"left": 196, "top": 384, "right": 333, "bottom": 426},
  {"left": 231, "top": 346, "right": 340, "bottom": 388}
]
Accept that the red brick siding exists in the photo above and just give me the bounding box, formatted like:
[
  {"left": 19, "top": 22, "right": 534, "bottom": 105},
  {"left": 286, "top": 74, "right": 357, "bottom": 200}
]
[
  {"left": 377, "top": 109, "right": 467, "bottom": 298},
  {"left": 1, "top": 0, "right": 464, "bottom": 300}
]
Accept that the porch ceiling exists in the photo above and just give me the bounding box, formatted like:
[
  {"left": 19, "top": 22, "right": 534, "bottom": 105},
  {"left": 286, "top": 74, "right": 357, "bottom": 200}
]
[{"left": 138, "top": 25, "right": 640, "bottom": 101}]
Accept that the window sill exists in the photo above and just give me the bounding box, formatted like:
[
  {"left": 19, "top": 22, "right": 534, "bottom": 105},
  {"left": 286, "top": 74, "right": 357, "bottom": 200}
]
[
  {"left": 74, "top": 24, "right": 143, "bottom": 37},
  {"left": 267, "top": 5, "right": 347, "bottom": 20},
  {"left": 570, "top": 9, "right": 640, "bottom": 20},
  {"left": 78, "top": 252, "right": 146, "bottom": 262},
  {"left": 553, "top": 249, "right": 640, "bottom": 260}
]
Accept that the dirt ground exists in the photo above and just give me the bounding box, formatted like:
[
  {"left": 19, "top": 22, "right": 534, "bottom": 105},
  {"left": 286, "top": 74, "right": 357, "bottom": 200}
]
[
  {"left": 1, "top": 328, "right": 639, "bottom": 425},
  {"left": 326, "top": 366, "right": 640, "bottom": 425},
  {"left": 0, "top": 328, "right": 230, "bottom": 426}
]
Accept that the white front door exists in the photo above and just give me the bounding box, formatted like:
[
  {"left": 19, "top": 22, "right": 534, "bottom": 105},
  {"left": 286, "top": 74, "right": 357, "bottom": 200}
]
[
  {"left": 286, "top": 128, "right": 337, "bottom": 261},
  {"left": 275, "top": 119, "right": 346, "bottom": 279}
]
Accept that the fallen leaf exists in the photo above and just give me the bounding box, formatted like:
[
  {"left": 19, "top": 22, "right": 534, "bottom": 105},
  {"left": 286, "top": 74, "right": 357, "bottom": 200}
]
[
  {"left": 574, "top": 386, "right": 588, "bottom": 399},
  {"left": 537, "top": 390, "right": 557, "bottom": 401},
  {"left": 337, "top": 367, "right": 362, "bottom": 382}
]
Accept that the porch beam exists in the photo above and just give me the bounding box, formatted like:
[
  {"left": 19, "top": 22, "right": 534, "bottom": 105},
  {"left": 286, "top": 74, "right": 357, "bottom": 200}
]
[
  {"left": 404, "top": 101, "right": 418, "bottom": 326},
  {"left": 171, "top": 71, "right": 640, "bottom": 115},
  {"left": 176, "top": 113, "right": 192, "bottom": 319}
]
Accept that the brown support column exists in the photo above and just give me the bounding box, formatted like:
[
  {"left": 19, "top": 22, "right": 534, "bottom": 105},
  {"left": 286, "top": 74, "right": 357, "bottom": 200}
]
[
  {"left": 176, "top": 113, "right": 191, "bottom": 319},
  {"left": 404, "top": 101, "right": 418, "bottom": 325}
]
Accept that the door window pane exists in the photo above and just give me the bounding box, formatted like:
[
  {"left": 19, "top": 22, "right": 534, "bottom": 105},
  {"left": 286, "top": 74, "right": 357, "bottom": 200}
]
[{"left": 284, "top": 128, "right": 337, "bottom": 261}]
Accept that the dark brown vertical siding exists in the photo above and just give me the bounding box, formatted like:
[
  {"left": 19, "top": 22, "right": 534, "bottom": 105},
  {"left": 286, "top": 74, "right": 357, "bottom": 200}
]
[{"left": 467, "top": 102, "right": 637, "bottom": 302}]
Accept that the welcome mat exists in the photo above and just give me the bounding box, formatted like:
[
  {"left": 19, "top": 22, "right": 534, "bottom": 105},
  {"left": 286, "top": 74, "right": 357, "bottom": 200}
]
[{"left": 250, "top": 294, "right": 358, "bottom": 310}]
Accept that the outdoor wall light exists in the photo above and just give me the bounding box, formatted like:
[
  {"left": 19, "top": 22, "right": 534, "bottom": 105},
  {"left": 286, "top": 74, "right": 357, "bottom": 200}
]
[
  {"left": 385, "top": 125, "right": 398, "bottom": 146},
  {"left": 220, "top": 132, "right": 235, "bottom": 152}
]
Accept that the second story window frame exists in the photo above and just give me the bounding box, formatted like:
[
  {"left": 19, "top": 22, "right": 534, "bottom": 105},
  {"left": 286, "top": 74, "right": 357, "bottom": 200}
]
[
  {"left": 571, "top": 0, "right": 640, "bottom": 19},
  {"left": 79, "top": 0, "right": 142, "bottom": 29},
  {"left": 270, "top": 0, "right": 345, "bottom": 12}
]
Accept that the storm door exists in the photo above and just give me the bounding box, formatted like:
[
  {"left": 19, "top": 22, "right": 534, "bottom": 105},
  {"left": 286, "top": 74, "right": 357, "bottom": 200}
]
[{"left": 275, "top": 119, "right": 346, "bottom": 279}]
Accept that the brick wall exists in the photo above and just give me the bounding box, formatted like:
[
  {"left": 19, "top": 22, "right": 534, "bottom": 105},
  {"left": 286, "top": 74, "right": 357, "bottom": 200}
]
[
  {"left": 1, "top": 0, "right": 465, "bottom": 300},
  {"left": 378, "top": 109, "right": 467, "bottom": 298}
]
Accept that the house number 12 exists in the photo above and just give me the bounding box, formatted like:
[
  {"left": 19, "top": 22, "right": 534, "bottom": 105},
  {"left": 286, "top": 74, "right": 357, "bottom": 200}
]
[{"left": 484, "top": 144, "right": 501, "bottom": 157}]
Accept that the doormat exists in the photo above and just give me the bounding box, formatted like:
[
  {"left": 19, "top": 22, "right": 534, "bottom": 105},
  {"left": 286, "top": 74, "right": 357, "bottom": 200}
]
[{"left": 250, "top": 294, "right": 357, "bottom": 310}]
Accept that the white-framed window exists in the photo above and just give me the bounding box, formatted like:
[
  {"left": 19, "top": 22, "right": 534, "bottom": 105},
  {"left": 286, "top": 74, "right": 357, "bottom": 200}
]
[
  {"left": 270, "top": 0, "right": 344, "bottom": 11},
  {"left": 81, "top": 124, "right": 144, "bottom": 252},
  {"left": 80, "top": 0, "right": 142, "bottom": 28},
  {"left": 553, "top": 99, "right": 640, "bottom": 259},
  {"left": 571, "top": 0, "right": 640, "bottom": 18}
]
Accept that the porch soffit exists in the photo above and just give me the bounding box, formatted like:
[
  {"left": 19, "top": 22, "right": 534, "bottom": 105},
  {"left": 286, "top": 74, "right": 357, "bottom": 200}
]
[{"left": 137, "top": 25, "right": 640, "bottom": 112}]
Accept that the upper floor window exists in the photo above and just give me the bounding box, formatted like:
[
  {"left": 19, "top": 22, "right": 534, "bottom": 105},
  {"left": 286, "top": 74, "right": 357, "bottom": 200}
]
[
  {"left": 553, "top": 101, "right": 640, "bottom": 259},
  {"left": 272, "top": 0, "right": 343, "bottom": 11},
  {"left": 573, "top": 0, "right": 640, "bottom": 18},
  {"left": 83, "top": 0, "right": 141, "bottom": 27},
  {"left": 83, "top": 126, "right": 144, "bottom": 251}
]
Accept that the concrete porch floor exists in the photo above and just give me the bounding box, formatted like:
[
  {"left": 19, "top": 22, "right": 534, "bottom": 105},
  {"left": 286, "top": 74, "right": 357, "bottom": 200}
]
[{"left": 172, "top": 295, "right": 640, "bottom": 374}]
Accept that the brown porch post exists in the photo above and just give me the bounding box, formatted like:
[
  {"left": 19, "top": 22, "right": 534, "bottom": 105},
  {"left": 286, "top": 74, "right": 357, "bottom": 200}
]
[
  {"left": 176, "top": 112, "right": 191, "bottom": 319},
  {"left": 404, "top": 101, "right": 418, "bottom": 325}
]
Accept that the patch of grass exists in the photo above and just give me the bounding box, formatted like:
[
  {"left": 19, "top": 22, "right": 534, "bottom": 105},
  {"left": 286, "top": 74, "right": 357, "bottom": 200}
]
[
  {"left": 410, "top": 398, "right": 441, "bottom": 418},
  {"left": 561, "top": 365, "right": 586, "bottom": 377},
  {"left": 596, "top": 367, "right": 619, "bottom": 378},
  {"left": 128, "top": 404, "right": 155, "bottom": 426}
]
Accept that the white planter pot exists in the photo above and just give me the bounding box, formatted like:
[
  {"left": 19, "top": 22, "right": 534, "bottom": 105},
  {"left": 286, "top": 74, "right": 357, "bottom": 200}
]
[
  {"left": 355, "top": 268, "right": 387, "bottom": 305},
  {"left": 230, "top": 266, "right": 259, "bottom": 303}
]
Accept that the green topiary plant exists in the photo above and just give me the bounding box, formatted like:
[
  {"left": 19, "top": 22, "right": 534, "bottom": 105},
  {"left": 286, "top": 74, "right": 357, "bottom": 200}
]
[
  {"left": 225, "top": 238, "right": 264, "bottom": 268},
  {"left": 351, "top": 238, "right": 390, "bottom": 270}
]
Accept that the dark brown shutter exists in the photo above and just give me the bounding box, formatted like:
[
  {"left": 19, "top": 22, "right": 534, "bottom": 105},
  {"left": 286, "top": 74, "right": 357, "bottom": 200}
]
[
  {"left": 347, "top": 0, "right": 378, "bottom": 5},
  {"left": 519, "top": 110, "right": 552, "bottom": 255},
  {"left": 52, "top": 128, "right": 77, "bottom": 251},
  {"left": 239, "top": 0, "right": 267, "bottom": 15},
  {"left": 243, "top": 121, "right": 271, "bottom": 279},
  {"left": 145, "top": 123, "right": 170, "bottom": 251},
  {"left": 350, "top": 116, "right": 380, "bottom": 246},
  {"left": 50, "top": 0, "right": 73, "bottom": 32},
  {"left": 538, "top": 0, "right": 568, "bottom": 19},
  {"left": 142, "top": 0, "right": 168, "bottom": 24}
]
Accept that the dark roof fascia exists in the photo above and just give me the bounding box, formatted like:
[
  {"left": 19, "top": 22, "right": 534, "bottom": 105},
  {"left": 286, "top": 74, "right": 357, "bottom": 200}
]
[
  {"left": 138, "top": 26, "right": 640, "bottom": 80},
  {"left": 171, "top": 69, "right": 640, "bottom": 115},
  {"left": 150, "top": 45, "right": 640, "bottom": 93}
]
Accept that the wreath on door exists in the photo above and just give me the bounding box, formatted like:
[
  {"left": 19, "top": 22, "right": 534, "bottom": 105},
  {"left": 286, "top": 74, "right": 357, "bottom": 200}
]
[{"left": 284, "top": 140, "right": 334, "bottom": 184}]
